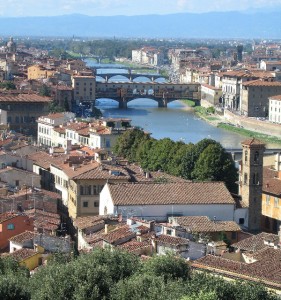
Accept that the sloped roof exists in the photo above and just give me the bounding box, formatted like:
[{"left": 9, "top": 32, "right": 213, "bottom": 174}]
[
  {"left": 107, "top": 182, "right": 235, "bottom": 206},
  {"left": 241, "top": 138, "right": 265, "bottom": 146}
]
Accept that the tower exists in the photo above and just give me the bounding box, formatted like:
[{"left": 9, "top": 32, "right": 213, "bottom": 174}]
[
  {"left": 237, "top": 45, "right": 243, "bottom": 62},
  {"left": 240, "top": 138, "right": 265, "bottom": 232}
]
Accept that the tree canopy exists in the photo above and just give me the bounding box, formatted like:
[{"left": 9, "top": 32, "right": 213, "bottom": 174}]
[
  {"left": 114, "top": 130, "right": 238, "bottom": 192},
  {"left": 0, "top": 249, "right": 277, "bottom": 300}
]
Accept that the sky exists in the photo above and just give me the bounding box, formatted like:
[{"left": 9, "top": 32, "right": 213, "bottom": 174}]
[{"left": 0, "top": 0, "right": 281, "bottom": 17}]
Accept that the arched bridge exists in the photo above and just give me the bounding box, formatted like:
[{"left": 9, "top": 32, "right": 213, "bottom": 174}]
[
  {"left": 95, "top": 82, "right": 201, "bottom": 108},
  {"left": 95, "top": 72, "right": 167, "bottom": 83}
]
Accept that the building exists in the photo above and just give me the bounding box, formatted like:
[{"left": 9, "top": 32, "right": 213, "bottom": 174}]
[
  {"left": 241, "top": 80, "right": 281, "bottom": 117},
  {"left": 0, "top": 213, "right": 34, "bottom": 250},
  {"left": 262, "top": 166, "right": 281, "bottom": 233},
  {"left": 200, "top": 83, "right": 222, "bottom": 107},
  {"left": 37, "top": 112, "right": 75, "bottom": 147},
  {"left": 132, "top": 48, "right": 164, "bottom": 66},
  {"left": 27, "top": 64, "right": 56, "bottom": 80},
  {"left": 72, "top": 75, "right": 95, "bottom": 104},
  {"left": 269, "top": 94, "right": 281, "bottom": 123},
  {"left": 66, "top": 59, "right": 86, "bottom": 71},
  {"left": 260, "top": 60, "right": 281, "bottom": 71},
  {"left": 239, "top": 138, "right": 265, "bottom": 231},
  {"left": 99, "top": 182, "right": 241, "bottom": 222},
  {"left": 0, "top": 93, "right": 51, "bottom": 135}
]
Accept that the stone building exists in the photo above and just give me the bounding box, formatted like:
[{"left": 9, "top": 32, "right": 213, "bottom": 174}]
[{"left": 239, "top": 138, "right": 265, "bottom": 231}]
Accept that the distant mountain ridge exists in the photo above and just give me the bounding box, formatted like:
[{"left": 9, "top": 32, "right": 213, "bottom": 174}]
[{"left": 0, "top": 11, "right": 280, "bottom": 38}]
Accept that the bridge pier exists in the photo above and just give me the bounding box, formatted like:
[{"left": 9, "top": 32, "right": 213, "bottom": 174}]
[
  {"left": 158, "top": 99, "right": 168, "bottom": 108},
  {"left": 119, "top": 99, "right": 127, "bottom": 109}
]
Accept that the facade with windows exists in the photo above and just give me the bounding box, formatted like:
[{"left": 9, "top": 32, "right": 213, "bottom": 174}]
[
  {"left": 269, "top": 95, "right": 281, "bottom": 124},
  {"left": 72, "top": 75, "right": 96, "bottom": 104},
  {"left": 262, "top": 167, "right": 281, "bottom": 233}
]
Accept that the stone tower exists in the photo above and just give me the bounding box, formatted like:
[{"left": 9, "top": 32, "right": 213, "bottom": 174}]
[{"left": 240, "top": 138, "right": 265, "bottom": 232}]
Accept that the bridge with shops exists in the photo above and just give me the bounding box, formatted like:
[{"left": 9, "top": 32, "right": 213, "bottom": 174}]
[
  {"left": 94, "top": 81, "right": 201, "bottom": 108},
  {"left": 95, "top": 72, "right": 167, "bottom": 83}
]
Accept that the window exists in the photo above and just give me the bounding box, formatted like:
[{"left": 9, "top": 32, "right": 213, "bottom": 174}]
[
  {"left": 166, "top": 229, "right": 172, "bottom": 235},
  {"left": 94, "top": 201, "right": 99, "bottom": 207},
  {"left": 239, "top": 218, "right": 244, "bottom": 225},
  {"left": 274, "top": 197, "right": 279, "bottom": 208},
  {"left": 83, "top": 201, "right": 88, "bottom": 208},
  {"left": 7, "top": 223, "right": 15, "bottom": 230},
  {"left": 244, "top": 173, "right": 248, "bottom": 184},
  {"left": 15, "top": 180, "right": 19, "bottom": 186},
  {"left": 254, "top": 151, "right": 259, "bottom": 163},
  {"left": 266, "top": 195, "right": 270, "bottom": 205},
  {"left": 244, "top": 150, "right": 248, "bottom": 163},
  {"left": 80, "top": 186, "right": 84, "bottom": 195}
]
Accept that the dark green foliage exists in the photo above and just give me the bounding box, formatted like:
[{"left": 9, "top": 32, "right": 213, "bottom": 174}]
[
  {"left": 48, "top": 101, "right": 65, "bottom": 113},
  {"left": 39, "top": 84, "right": 51, "bottom": 97},
  {"left": 0, "top": 250, "right": 277, "bottom": 300},
  {"left": 0, "top": 81, "right": 16, "bottom": 90},
  {"left": 142, "top": 253, "right": 191, "bottom": 282},
  {"left": 92, "top": 106, "right": 102, "bottom": 118},
  {"left": 114, "top": 131, "right": 238, "bottom": 191}
]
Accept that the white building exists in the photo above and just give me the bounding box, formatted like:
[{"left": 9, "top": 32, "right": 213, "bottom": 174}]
[
  {"left": 99, "top": 182, "right": 244, "bottom": 223},
  {"left": 269, "top": 94, "right": 281, "bottom": 123},
  {"left": 37, "top": 112, "right": 75, "bottom": 147}
]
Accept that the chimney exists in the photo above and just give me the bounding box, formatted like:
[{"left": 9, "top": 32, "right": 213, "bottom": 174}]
[
  {"left": 145, "top": 172, "right": 150, "bottom": 179},
  {"left": 104, "top": 224, "right": 108, "bottom": 234},
  {"left": 118, "top": 214, "right": 122, "bottom": 222}
]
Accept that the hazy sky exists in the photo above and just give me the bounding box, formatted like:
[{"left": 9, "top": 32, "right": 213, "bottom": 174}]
[{"left": 1, "top": 0, "right": 281, "bottom": 17}]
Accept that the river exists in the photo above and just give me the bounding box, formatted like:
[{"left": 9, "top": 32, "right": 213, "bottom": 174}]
[{"left": 86, "top": 60, "right": 246, "bottom": 148}]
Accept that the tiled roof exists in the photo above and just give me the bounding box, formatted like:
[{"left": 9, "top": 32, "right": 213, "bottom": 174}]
[
  {"left": 44, "top": 113, "right": 65, "bottom": 120},
  {"left": 263, "top": 167, "right": 281, "bottom": 196},
  {"left": 155, "top": 234, "right": 189, "bottom": 246},
  {"left": 0, "top": 94, "right": 51, "bottom": 103},
  {"left": 9, "top": 248, "right": 38, "bottom": 261},
  {"left": 28, "top": 151, "right": 68, "bottom": 170},
  {"left": 102, "top": 225, "right": 135, "bottom": 244},
  {"left": 193, "top": 248, "right": 281, "bottom": 289},
  {"left": 231, "top": 232, "right": 279, "bottom": 252},
  {"left": 241, "top": 138, "right": 265, "bottom": 146},
  {"left": 74, "top": 216, "right": 105, "bottom": 230},
  {"left": 242, "top": 80, "right": 281, "bottom": 87},
  {"left": 0, "top": 212, "right": 18, "bottom": 223},
  {"left": 108, "top": 182, "right": 235, "bottom": 206},
  {"left": 201, "top": 83, "right": 221, "bottom": 90},
  {"left": 174, "top": 216, "right": 241, "bottom": 232},
  {"left": 269, "top": 95, "right": 281, "bottom": 101},
  {"left": 72, "top": 163, "right": 130, "bottom": 181},
  {"left": 9, "top": 231, "right": 35, "bottom": 244},
  {"left": 118, "top": 239, "right": 151, "bottom": 252}
]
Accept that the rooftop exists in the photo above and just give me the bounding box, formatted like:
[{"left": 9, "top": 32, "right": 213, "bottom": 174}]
[
  {"left": 107, "top": 182, "right": 235, "bottom": 206},
  {"left": 0, "top": 93, "right": 51, "bottom": 103}
]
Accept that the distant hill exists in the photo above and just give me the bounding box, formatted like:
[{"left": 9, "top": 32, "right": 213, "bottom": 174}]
[{"left": 0, "top": 11, "right": 280, "bottom": 38}]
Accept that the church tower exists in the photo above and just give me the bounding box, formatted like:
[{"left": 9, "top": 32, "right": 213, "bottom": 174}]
[{"left": 240, "top": 138, "right": 265, "bottom": 232}]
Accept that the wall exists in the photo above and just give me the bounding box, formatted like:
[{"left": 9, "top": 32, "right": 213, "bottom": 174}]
[{"left": 224, "top": 109, "right": 281, "bottom": 138}]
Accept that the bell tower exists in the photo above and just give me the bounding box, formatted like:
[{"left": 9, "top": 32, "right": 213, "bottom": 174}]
[{"left": 240, "top": 138, "right": 265, "bottom": 232}]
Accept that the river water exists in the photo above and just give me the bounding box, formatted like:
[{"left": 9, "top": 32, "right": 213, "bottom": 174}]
[{"left": 87, "top": 60, "right": 246, "bottom": 148}]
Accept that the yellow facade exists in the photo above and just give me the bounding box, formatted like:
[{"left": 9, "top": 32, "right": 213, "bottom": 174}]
[
  {"left": 28, "top": 65, "right": 55, "bottom": 80},
  {"left": 262, "top": 193, "right": 281, "bottom": 232}
]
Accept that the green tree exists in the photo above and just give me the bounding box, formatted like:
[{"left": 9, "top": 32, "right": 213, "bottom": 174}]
[
  {"left": 39, "top": 84, "right": 51, "bottom": 97},
  {"left": 192, "top": 143, "right": 238, "bottom": 192},
  {"left": 0, "top": 81, "right": 16, "bottom": 90},
  {"left": 142, "top": 253, "right": 191, "bottom": 282}
]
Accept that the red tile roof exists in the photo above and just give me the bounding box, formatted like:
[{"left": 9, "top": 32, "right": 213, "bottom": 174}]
[
  {"left": 0, "top": 94, "right": 51, "bottom": 103},
  {"left": 107, "top": 182, "right": 235, "bottom": 206},
  {"left": 241, "top": 138, "right": 265, "bottom": 146},
  {"left": 8, "top": 248, "right": 38, "bottom": 261},
  {"left": 9, "top": 230, "right": 35, "bottom": 244},
  {"left": 174, "top": 216, "right": 241, "bottom": 232},
  {"left": 155, "top": 234, "right": 189, "bottom": 246}
]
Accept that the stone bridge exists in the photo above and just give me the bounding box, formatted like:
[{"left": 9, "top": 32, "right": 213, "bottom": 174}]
[
  {"left": 95, "top": 72, "right": 167, "bottom": 83},
  {"left": 95, "top": 82, "right": 201, "bottom": 108}
]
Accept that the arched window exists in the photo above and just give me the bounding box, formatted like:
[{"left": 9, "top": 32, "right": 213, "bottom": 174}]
[{"left": 254, "top": 151, "right": 259, "bottom": 163}]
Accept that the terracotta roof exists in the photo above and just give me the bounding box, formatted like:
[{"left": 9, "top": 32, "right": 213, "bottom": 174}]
[
  {"left": 74, "top": 216, "right": 105, "bottom": 230},
  {"left": 231, "top": 232, "right": 279, "bottom": 251},
  {"left": 118, "top": 239, "right": 151, "bottom": 252},
  {"left": 28, "top": 151, "right": 68, "bottom": 170},
  {"left": 9, "top": 230, "right": 35, "bottom": 244},
  {"left": 107, "top": 182, "right": 235, "bottom": 206},
  {"left": 193, "top": 248, "right": 281, "bottom": 289},
  {"left": 0, "top": 94, "right": 51, "bottom": 103},
  {"left": 155, "top": 234, "right": 189, "bottom": 246},
  {"left": 241, "top": 138, "right": 265, "bottom": 146},
  {"left": 44, "top": 113, "right": 65, "bottom": 120},
  {"left": 269, "top": 95, "right": 281, "bottom": 101},
  {"left": 9, "top": 248, "right": 38, "bottom": 261},
  {"left": 242, "top": 80, "right": 281, "bottom": 87},
  {"left": 174, "top": 216, "right": 241, "bottom": 232},
  {"left": 201, "top": 83, "right": 221, "bottom": 90},
  {"left": 72, "top": 163, "right": 130, "bottom": 180},
  {"left": 102, "top": 225, "right": 135, "bottom": 244},
  {"left": 0, "top": 212, "right": 18, "bottom": 223}
]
